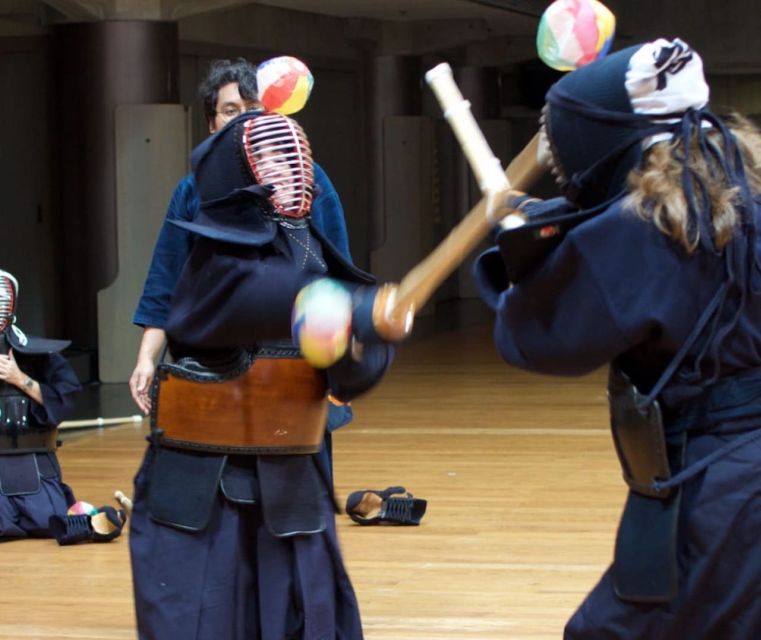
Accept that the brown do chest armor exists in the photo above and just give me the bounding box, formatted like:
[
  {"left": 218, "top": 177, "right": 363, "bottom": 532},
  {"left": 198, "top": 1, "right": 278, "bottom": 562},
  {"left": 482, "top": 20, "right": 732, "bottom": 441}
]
[{"left": 150, "top": 347, "right": 328, "bottom": 455}]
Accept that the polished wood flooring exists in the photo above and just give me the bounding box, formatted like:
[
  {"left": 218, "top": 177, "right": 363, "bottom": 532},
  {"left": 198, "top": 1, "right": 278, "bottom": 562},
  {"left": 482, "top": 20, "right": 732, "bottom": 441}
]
[{"left": 0, "top": 323, "right": 625, "bottom": 640}]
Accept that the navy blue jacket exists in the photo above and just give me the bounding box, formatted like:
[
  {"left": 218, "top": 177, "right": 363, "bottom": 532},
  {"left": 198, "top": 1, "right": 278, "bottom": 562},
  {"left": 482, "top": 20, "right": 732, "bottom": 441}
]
[{"left": 474, "top": 196, "right": 761, "bottom": 408}]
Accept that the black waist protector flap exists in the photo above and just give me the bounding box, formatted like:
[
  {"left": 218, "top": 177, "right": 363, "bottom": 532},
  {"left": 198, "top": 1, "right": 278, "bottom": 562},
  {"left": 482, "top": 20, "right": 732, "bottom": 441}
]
[
  {"left": 257, "top": 455, "right": 326, "bottom": 537},
  {"left": 0, "top": 453, "right": 41, "bottom": 496},
  {"left": 608, "top": 365, "right": 683, "bottom": 603},
  {"left": 608, "top": 365, "right": 672, "bottom": 499},
  {"left": 146, "top": 446, "right": 226, "bottom": 532}
]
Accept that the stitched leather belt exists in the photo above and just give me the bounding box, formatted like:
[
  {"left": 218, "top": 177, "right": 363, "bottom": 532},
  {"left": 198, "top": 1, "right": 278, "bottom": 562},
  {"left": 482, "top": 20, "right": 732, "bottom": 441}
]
[{"left": 151, "top": 351, "right": 328, "bottom": 455}]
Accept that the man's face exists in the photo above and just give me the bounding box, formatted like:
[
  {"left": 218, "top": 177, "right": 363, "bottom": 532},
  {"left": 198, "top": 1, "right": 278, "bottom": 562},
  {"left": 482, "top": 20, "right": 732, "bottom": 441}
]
[{"left": 209, "top": 82, "right": 258, "bottom": 133}]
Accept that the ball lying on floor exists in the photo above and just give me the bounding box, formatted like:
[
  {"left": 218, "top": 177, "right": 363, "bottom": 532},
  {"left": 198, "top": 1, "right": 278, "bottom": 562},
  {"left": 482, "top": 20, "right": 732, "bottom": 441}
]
[{"left": 67, "top": 500, "right": 98, "bottom": 516}]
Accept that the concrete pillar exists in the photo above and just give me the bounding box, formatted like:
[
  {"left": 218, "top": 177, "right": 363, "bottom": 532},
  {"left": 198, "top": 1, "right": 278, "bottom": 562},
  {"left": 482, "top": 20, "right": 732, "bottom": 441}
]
[
  {"left": 52, "top": 20, "right": 179, "bottom": 351},
  {"left": 364, "top": 54, "right": 422, "bottom": 251}
]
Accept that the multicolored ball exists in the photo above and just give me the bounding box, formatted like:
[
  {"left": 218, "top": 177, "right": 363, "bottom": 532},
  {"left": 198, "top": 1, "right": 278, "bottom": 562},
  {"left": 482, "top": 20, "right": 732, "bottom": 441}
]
[
  {"left": 257, "top": 56, "right": 314, "bottom": 115},
  {"left": 536, "top": 0, "right": 615, "bottom": 71},
  {"left": 67, "top": 501, "right": 98, "bottom": 516},
  {"left": 292, "top": 279, "right": 352, "bottom": 369}
]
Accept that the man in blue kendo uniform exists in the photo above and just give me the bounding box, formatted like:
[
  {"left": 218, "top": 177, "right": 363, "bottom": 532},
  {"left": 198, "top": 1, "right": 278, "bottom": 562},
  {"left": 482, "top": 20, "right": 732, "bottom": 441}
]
[
  {"left": 0, "top": 269, "right": 81, "bottom": 538},
  {"left": 129, "top": 107, "right": 392, "bottom": 639},
  {"left": 473, "top": 39, "right": 761, "bottom": 638},
  {"left": 130, "top": 58, "right": 352, "bottom": 479}
]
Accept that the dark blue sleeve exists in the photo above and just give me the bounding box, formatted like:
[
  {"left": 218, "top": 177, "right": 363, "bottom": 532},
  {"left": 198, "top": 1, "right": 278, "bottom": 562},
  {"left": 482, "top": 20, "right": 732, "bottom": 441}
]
[
  {"left": 326, "top": 342, "right": 394, "bottom": 403},
  {"left": 488, "top": 232, "right": 630, "bottom": 375},
  {"left": 166, "top": 238, "right": 313, "bottom": 349},
  {"left": 165, "top": 238, "right": 393, "bottom": 402},
  {"left": 28, "top": 353, "right": 82, "bottom": 427},
  {"left": 478, "top": 203, "right": 723, "bottom": 377},
  {"left": 133, "top": 174, "right": 199, "bottom": 328},
  {"left": 311, "top": 163, "right": 352, "bottom": 262}
]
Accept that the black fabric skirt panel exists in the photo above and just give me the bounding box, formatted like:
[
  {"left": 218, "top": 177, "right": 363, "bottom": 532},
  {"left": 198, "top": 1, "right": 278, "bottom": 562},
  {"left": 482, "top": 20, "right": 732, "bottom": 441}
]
[
  {"left": 564, "top": 427, "right": 761, "bottom": 639},
  {"left": 129, "top": 450, "right": 363, "bottom": 640}
]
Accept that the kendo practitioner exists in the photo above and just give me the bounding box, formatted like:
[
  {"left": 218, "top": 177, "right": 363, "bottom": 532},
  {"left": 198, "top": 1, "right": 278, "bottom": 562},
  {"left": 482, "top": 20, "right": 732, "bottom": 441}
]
[
  {"left": 130, "top": 58, "right": 353, "bottom": 483},
  {"left": 129, "top": 109, "right": 393, "bottom": 639},
  {"left": 473, "top": 38, "right": 761, "bottom": 638},
  {"left": 0, "top": 269, "right": 81, "bottom": 539}
]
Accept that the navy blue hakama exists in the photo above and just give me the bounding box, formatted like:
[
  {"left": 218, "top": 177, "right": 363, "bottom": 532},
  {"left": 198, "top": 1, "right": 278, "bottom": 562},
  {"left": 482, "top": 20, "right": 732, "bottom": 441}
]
[{"left": 130, "top": 450, "right": 363, "bottom": 640}]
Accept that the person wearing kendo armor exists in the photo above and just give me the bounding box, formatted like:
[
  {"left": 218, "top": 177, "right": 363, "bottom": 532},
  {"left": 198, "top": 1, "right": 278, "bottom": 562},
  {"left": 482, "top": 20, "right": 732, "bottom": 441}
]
[
  {"left": 0, "top": 269, "right": 81, "bottom": 539},
  {"left": 129, "top": 59, "right": 355, "bottom": 491},
  {"left": 128, "top": 108, "right": 393, "bottom": 640},
  {"left": 473, "top": 38, "right": 761, "bottom": 638}
]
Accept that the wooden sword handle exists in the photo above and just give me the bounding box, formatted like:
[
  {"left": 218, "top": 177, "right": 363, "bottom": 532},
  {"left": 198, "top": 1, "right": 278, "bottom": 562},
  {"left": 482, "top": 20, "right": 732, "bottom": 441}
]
[{"left": 372, "top": 64, "right": 549, "bottom": 341}]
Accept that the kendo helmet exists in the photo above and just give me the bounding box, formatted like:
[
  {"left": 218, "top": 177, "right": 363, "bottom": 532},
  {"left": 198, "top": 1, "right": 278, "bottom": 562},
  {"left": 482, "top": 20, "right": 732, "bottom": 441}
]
[
  {"left": 0, "top": 269, "right": 18, "bottom": 334},
  {"left": 0, "top": 269, "right": 70, "bottom": 354},
  {"left": 171, "top": 109, "right": 316, "bottom": 245},
  {"left": 542, "top": 38, "right": 709, "bottom": 209}
]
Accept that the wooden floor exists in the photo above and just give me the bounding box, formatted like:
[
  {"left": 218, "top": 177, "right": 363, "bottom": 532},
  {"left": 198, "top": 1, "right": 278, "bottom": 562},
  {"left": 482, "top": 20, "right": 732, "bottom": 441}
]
[{"left": 0, "top": 323, "right": 626, "bottom": 640}]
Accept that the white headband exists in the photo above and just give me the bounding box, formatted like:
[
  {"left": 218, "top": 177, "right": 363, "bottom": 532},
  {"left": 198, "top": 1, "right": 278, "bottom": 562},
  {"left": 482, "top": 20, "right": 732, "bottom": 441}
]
[{"left": 625, "top": 38, "right": 710, "bottom": 147}]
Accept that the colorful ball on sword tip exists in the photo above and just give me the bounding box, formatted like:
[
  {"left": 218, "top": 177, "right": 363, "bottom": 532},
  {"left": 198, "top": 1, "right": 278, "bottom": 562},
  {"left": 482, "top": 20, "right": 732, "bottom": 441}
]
[
  {"left": 257, "top": 56, "right": 314, "bottom": 115},
  {"left": 292, "top": 279, "right": 352, "bottom": 369},
  {"left": 67, "top": 501, "right": 98, "bottom": 516},
  {"left": 537, "top": 0, "right": 616, "bottom": 71}
]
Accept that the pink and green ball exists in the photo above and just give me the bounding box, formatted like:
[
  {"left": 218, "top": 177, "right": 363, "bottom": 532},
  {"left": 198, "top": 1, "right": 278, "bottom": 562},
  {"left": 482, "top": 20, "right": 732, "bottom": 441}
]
[
  {"left": 257, "top": 56, "right": 314, "bottom": 115},
  {"left": 292, "top": 279, "right": 352, "bottom": 369},
  {"left": 67, "top": 501, "right": 98, "bottom": 516},
  {"left": 537, "top": 0, "right": 615, "bottom": 71}
]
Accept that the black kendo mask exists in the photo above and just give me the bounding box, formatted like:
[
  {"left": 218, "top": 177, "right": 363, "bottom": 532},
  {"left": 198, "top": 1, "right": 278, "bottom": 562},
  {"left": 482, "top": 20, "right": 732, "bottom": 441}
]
[
  {"left": 0, "top": 268, "right": 70, "bottom": 357},
  {"left": 0, "top": 270, "right": 18, "bottom": 354},
  {"left": 172, "top": 110, "right": 316, "bottom": 245},
  {"left": 542, "top": 38, "right": 710, "bottom": 211}
]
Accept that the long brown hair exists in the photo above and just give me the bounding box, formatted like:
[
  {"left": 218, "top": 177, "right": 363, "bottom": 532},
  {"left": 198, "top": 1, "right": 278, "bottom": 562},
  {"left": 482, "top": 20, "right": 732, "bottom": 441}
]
[{"left": 626, "top": 114, "right": 761, "bottom": 252}]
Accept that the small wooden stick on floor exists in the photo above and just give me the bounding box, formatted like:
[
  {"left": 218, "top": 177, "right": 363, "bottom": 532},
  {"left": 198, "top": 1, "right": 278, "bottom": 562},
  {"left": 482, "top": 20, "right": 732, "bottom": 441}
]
[{"left": 114, "top": 490, "right": 133, "bottom": 514}]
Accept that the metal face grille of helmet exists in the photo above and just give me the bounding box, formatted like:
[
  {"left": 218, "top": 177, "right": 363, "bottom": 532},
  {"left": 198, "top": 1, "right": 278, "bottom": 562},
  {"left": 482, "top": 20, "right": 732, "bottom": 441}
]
[
  {"left": 0, "top": 270, "right": 18, "bottom": 333},
  {"left": 241, "top": 113, "right": 315, "bottom": 218}
]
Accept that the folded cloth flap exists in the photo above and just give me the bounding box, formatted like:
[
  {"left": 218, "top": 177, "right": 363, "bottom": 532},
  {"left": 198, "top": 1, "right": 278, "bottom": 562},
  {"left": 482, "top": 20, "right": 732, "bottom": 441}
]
[
  {"left": 0, "top": 453, "right": 40, "bottom": 496},
  {"left": 614, "top": 488, "right": 681, "bottom": 603},
  {"left": 220, "top": 456, "right": 260, "bottom": 504},
  {"left": 257, "top": 455, "right": 326, "bottom": 537},
  {"left": 147, "top": 447, "right": 226, "bottom": 532}
]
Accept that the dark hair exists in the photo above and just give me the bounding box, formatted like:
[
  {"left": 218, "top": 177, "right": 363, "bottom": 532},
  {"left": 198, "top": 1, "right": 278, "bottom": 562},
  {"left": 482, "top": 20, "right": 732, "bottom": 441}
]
[{"left": 199, "top": 58, "right": 258, "bottom": 123}]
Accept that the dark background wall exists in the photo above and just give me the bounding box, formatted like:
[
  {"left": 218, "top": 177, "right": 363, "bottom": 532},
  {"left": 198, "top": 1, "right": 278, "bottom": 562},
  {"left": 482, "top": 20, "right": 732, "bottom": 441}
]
[{"left": 1, "top": 0, "right": 759, "bottom": 382}]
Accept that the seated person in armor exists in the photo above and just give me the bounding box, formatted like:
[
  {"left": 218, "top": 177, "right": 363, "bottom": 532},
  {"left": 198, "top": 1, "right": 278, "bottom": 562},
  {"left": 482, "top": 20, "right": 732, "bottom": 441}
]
[
  {"left": 128, "top": 109, "right": 394, "bottom": 639},
  {"left": 0, "top": 269, "right": 81, "bottom": 539}
]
